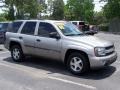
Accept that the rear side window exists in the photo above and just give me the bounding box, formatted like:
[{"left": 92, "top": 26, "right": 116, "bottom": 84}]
[
  {"left": 8, "top": 22, "right": 22, "bottom": 33},
  {"left": 38, "top": 22, "right": 57, "bottom": 37},
  {"left": 21, "top": 22, "right": 36, "bottom": 35}
]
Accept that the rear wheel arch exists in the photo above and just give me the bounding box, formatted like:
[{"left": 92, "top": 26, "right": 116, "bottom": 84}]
[
  {"left": 10, "top": 41, "right": 25, "bottom": 62},
  {"left": 9, "top": 41, "right": 22, "bottom": 50}
]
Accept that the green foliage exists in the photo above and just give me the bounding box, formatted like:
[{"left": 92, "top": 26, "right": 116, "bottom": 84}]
[
  {"left": 0, "top": 17, "right": 6, "bottom": 22},
  {"left": 65, "top": 0, "right": 94, "bottom": 23},
  {"left": 1, "top": 0, "right": 45, "bottom": 20},
  {"left": 103, "top": 0, "right": 120, "bottom": 20},
  {"left": 3, "top": 0, "right": 15, "bottom": 20},
  {"left": 99, "top": 23, "right": 109, "bottom": 31},
  {"left": 84, "top": 0, "right": 94, "bottom": 23},
  {"left": 23, "top": 0, "right": 43, "bottom": 18},
  {"left": 93, "top": 11, "right": 107, "bottom": 25},
  {"left": 47, "top": 0, "right": 53, "bottom": 15},
  {"left": 52, "top": 0, "right": 64, "bottom": 20},
  {"left": 0, "top": 13, "right": 7, "bottom": 21}
]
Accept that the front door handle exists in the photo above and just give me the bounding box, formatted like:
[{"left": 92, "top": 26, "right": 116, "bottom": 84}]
[
  {"left": 36, "top": 39, "right": 41, "bottom": 42},
  {"left": 19, "top": 36, "right": 23, "bottom": 39}
]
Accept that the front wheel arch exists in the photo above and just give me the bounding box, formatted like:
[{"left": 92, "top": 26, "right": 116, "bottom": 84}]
[{"left": 64, "top": 49, "right": 90, "bottom": 67}]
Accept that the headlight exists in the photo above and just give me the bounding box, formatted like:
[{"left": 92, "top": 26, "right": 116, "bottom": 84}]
[{"left": 95, "top": 47, "right": 106, "bottom": 57}]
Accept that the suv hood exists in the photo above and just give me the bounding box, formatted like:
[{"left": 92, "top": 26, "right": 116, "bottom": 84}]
[{"left": 66, "top": 35, "right": 113, "bottom": 47}]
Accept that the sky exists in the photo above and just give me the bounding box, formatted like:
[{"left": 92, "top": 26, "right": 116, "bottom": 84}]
[
  {"left": 0, "top": 0, "right": 106, "bottom": 13},
  {"left": 93, "top": 0, "right": 106, "bottom": 11}
]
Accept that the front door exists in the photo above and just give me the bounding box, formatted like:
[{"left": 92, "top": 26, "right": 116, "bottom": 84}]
[{"left": 35, "top": 22, "right": 61, "bottom": 60}]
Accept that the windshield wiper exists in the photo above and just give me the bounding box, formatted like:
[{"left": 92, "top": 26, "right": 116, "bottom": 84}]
[{"left": 66, "top": 34, "right": 77, "bottom": 36}]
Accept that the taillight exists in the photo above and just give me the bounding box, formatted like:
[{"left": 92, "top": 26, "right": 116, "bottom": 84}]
[
  {"left": 0, "top": 32, "right": 2, "bottom": 35},
  {"left": 4, "top": 32, "right": 6, "bottom": 43}
]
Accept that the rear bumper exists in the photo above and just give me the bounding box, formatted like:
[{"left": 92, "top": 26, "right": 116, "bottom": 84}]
[{"left": 89, "top": 52, "right": 117, "bottom": 69}]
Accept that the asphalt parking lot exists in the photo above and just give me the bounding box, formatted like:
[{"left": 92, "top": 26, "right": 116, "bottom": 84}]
[{"left": 0, "top": 32, "right": 120, "bottom": 90}]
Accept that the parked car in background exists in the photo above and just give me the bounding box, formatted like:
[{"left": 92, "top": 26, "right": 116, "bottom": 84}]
[
  {"left": 0, "top": 22, "right": 10, "bottom": 44},
  {"left": 89, "top": 25, "right": 99, "bottom": 34},
  {"left": 4, "top": 20, "right": 117, "bottom": 75},
  {"left": 70, "top": 21, "right": 85, "bottom": 30},
  {"left": 70, "top": 21, "right": 98, "bottom": 35}
]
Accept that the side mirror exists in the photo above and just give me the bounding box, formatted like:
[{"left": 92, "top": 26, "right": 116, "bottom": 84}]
[{"left": 49, "top": 32, "right": 61, "bottom": 39}]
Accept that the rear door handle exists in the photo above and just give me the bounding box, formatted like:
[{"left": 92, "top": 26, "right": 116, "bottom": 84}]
[
  {"left": 36, "top": 39, "right": 41, "bottom": 42},
  {"left": 19, "top": 36, "right": 23, "bottom": 39}
]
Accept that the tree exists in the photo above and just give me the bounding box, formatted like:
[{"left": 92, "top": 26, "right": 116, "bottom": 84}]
[
  {"left": 102, "top": 0, "right": 120, "bottom": 20},
  {"left": 1, "top": 0, "right": 15, "bottom": 20},
  {"left": 47, "top": 0, "right": 54, "bottom": 16},
  {"left": 15, "top": 0, "right": 45, "bottom": 19},
  {"left": 93, "top": 11, "right": 107, "bottom": 25},
  {"left": 0, "top": 13, "right": 7, "bottom": 21},
  {"left": 0, "top": 0, "right": 45, "bottom": 20},
  {"left": 64, "top": 2, "right": 75, "bottom": 20},
  {"left": 65, "top": 0, "right": 94, "bottom": 23},
  {"left": 23, "top": 0, "right": 43, "bottom": 18},
  {"left": 52, "top": 0, "right": 64, "bottom": 20},
  {"left": 84, "top": 0, "right": 94, "bottom": 23}
]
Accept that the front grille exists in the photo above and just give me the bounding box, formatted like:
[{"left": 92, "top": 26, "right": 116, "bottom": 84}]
[
  {"left": 106, "top": 51, "right": 114, "bottom": 56},
  {"left": 105, "top": 45, "right": 114, "bottom": 50},
  {"left": 105, "top": 45, "right": 114, "bottom": 56}
]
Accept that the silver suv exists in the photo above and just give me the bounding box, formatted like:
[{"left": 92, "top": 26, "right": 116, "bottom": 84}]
[{"left": 4, "top": 20, "right": 117, "bottom": 75}]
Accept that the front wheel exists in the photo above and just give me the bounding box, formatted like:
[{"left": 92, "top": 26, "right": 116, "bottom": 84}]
[
  {"left": 67, "top": 52, "right": 89, "bottom": 75},
  {"left": 11, "top": 45, "right": 25, "bottom": 62}
]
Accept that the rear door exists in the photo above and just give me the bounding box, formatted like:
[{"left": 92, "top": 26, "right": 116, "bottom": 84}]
[{"left": 20, "top": 21, "right": 37, "bottom": 55}]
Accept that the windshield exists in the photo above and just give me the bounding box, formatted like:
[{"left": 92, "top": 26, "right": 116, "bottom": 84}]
[{"left": 55, "top": 22, "right": 84, "bottom": 36}]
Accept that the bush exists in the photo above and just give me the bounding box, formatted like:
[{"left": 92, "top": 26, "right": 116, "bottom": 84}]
[
  {"left": 0, "top": 17, "right": 6, "bottom": 22},
  {"left": 99, "top": 23, "right": 109, "bottom": 32}
]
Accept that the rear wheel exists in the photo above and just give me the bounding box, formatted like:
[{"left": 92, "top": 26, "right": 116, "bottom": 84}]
[
  {"left": 67, "top": 52, "right": 89, "bottom": 75},
  {"left": 11, "top": 45, "right": 25, "bottom": 62}
]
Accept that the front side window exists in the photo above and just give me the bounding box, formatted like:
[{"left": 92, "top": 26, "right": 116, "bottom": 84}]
[
  {"left": 55, "top": 22, "right": 83, "bottom": 36},
  {"left": 38, "top": 22, "right": 57, "bottom": 37},
  {"left": 21, "top": 22, "right": 36, "bottom": 35}
]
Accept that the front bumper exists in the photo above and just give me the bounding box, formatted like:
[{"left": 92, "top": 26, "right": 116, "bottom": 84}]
[{"left": 89, "top": 52, "right": 117, "bottom": 69}]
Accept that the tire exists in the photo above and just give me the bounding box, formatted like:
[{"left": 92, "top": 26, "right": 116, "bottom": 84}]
[
  {"left": 67, "top": 52, "right": 89, "bottom": 75},
  {"left": 91, "top": 33, "right": 95, "bottom": 35},
  {"left": 11, "top": 45, "right": 25, "bottom": 62}
]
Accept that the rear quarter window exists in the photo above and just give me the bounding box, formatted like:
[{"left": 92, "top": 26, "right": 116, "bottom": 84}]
[
  {"left": 2, "top": 23, "right": 9, "bottom": 31},
  {"left": 8, "top": 22, "right": 23, "bottom": 33}
]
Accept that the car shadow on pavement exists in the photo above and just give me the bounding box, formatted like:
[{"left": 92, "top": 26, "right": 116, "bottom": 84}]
[{"left": 3, "top": 57, "right": 116, "bottom": 80}]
